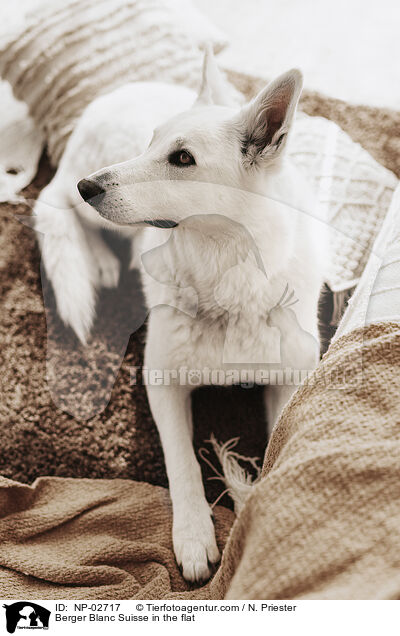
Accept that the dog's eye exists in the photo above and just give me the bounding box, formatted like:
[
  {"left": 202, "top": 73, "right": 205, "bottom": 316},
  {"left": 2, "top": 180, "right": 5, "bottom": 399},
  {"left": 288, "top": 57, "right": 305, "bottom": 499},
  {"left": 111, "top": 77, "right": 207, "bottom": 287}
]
[{"left": 168, "top": 150, "right": 196, "bottom": 167}]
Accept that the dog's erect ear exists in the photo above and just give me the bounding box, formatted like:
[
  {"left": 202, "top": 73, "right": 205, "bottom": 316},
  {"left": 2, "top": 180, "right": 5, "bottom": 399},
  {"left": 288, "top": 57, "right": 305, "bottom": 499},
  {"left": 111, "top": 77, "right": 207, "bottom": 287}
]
[
  {"left": 238, "top": 69, "right": 303, "bottom": 167},
  {"left": 195, "top": 44, "right": 233, "bottom": 107}
]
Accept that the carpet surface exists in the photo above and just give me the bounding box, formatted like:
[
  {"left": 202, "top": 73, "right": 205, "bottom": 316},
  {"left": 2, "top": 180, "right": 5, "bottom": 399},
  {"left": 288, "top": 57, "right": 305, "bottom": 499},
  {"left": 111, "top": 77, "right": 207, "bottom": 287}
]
[
  {"left": 1, "top": 322, "right": 399, "bottom": 600},
  {"left": 1, "top": 78, "right": 400, "bottom": 508}
]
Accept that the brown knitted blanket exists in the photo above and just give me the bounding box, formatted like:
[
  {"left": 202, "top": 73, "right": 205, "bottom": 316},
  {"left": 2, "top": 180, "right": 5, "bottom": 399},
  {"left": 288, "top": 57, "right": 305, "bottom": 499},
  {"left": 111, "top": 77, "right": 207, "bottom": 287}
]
[
  {"left": 1, "top": 77, "right": 400, "bottom": 508},
  {"left": 1, "top": 323, "right": 399, "bottom": 599}
]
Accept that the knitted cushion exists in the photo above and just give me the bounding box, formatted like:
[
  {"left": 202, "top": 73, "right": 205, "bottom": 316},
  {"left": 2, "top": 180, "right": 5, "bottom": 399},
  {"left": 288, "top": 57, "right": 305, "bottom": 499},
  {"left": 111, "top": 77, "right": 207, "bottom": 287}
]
[
  {"left": 288, "top": 113, "right": 398, "bottom": 292},
  {"left": 0, "top": 0, "right": 227, "bottom": 165}
]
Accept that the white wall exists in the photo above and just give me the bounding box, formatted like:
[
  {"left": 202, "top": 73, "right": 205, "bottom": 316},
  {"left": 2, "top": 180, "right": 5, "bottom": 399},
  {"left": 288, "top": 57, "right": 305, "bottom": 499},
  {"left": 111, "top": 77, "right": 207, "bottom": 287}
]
[
  {"left": 195, "top": 0, "right": 400, "bottom": 109},
  {"left": 2, "top": 0, "right": 399, "bottom": 109}
]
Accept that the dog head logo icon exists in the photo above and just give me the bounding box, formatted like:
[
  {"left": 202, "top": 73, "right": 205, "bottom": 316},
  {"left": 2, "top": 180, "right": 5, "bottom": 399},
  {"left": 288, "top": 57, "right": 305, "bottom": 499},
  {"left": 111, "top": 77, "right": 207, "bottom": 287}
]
[{"left": 3, "top": 602, "right": 50, "bottom": 633}]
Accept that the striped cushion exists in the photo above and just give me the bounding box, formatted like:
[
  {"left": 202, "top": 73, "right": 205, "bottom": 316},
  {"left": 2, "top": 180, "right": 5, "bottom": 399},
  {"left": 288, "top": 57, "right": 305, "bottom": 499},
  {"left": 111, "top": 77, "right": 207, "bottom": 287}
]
[{"left": 0, "top": 0, "right": 227, "bottom": 165}]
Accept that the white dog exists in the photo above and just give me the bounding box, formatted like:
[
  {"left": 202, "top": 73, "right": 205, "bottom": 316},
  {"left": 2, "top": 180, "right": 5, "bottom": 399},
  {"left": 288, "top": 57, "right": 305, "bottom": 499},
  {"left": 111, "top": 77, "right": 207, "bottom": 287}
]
[{"left": 35, "top": 51, "right": 325, "bottom": 582}]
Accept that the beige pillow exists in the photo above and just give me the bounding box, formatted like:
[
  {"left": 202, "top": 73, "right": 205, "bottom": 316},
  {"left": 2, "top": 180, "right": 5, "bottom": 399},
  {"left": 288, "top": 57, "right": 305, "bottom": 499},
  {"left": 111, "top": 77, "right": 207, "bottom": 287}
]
[{"left": 0, "top": 0, "right": 227, "bottom": 165}]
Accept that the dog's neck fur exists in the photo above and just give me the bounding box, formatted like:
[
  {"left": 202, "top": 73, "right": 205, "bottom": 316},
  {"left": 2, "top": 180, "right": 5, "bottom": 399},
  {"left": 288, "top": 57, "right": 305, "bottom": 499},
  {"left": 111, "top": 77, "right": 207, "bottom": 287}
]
[{"left": 142, "top": 159, "right": 313, "bottom": 326}]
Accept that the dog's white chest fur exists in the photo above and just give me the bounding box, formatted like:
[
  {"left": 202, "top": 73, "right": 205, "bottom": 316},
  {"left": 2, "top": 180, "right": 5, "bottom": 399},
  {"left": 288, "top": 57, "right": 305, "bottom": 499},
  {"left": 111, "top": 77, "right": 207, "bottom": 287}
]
[{"left": 139, "top": 162, "right": 324, "bottom": 383}]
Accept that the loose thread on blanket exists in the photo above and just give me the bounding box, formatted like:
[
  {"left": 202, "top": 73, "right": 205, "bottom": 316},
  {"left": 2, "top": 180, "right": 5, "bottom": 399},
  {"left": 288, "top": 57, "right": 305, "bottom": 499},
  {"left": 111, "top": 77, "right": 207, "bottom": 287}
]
[
  {"left": 199, "top": 435, "right": 261, "bottom": 515},
  {"left": 197, "top": 446, "right": 229, "bottom": 509}
]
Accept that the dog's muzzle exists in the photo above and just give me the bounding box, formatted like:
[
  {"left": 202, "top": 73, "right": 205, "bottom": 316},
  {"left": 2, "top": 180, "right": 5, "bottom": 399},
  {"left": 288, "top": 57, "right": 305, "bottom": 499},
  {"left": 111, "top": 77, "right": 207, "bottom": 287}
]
[{"left": 77, "top": 178, "right": 178, "bottom": 228}]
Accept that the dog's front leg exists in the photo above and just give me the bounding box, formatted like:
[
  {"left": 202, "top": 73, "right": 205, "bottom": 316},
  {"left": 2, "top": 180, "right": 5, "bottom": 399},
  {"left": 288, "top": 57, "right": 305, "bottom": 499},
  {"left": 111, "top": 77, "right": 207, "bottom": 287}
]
[
  {"left": 265, "top": 302, "right": 320, "bottom": 435},
  {"left": 145, "top": 380, "right": 220, "bottom": 582}
]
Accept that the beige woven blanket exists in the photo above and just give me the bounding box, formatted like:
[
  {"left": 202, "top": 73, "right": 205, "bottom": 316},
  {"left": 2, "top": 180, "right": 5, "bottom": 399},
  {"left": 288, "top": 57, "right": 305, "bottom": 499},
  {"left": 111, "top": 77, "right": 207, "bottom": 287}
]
[{"left": 1, "top": 322, "right": 399, "bottom": 600}]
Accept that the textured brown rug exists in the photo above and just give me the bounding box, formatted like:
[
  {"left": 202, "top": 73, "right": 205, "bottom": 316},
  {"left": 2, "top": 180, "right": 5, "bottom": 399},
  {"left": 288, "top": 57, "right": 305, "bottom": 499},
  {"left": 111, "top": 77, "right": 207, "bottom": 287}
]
[{"left": 1, "top": 75, "right": 399, "bottom": 508}]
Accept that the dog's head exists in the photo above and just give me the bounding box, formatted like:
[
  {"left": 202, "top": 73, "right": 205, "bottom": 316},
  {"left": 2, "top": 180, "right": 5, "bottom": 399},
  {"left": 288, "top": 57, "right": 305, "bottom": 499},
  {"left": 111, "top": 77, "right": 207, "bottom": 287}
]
[{"left": 78, "top": 49, "right": 303, "bottom": 229}]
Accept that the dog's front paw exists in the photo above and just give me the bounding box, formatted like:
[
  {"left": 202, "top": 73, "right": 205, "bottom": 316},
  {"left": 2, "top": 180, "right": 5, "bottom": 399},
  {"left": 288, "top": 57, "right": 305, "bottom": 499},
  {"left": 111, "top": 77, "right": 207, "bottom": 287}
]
[{"left": 173, "top": 508, "right": 220, "bottom": 583}]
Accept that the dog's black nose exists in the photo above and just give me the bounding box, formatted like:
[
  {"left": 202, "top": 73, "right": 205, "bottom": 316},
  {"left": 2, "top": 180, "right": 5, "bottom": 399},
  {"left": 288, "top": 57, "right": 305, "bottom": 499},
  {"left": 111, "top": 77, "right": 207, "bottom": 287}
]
[{"left": 77, "top": 178, "right": 106, "bottom": 202}]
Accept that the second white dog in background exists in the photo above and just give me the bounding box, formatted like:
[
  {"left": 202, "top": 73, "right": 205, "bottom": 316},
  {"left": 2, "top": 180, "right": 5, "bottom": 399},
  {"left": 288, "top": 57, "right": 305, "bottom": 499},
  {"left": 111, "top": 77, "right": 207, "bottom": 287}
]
[{"left": 35, "top": 50, "right": 326, "bottom": 582}]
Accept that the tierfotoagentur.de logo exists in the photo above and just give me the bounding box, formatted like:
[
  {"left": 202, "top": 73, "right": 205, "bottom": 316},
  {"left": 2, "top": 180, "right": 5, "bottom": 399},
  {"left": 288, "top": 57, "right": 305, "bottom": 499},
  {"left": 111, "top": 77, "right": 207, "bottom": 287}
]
[{"left": 3, "top": 603, "right": 51, "bottom": 634}]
